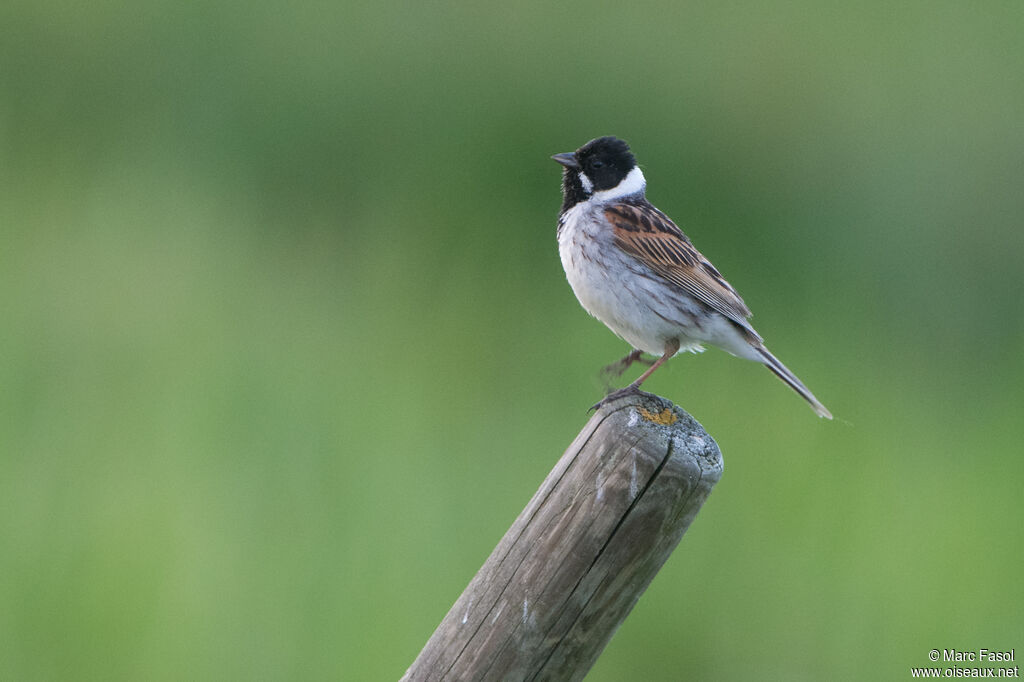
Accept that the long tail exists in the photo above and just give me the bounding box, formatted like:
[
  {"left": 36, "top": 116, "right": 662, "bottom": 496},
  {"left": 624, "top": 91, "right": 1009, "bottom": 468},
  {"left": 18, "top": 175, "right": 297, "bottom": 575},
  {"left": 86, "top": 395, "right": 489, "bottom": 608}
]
[{"left": 756, "top": 347, "right": 833, "bottom": 419}]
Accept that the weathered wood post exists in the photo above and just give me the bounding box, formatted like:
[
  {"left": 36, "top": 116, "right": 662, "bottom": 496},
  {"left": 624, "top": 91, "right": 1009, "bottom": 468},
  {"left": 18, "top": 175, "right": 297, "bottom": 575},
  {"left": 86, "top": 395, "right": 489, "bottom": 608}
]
[{"left": 402, "top": 392, "right": 723, "bottom": 682}]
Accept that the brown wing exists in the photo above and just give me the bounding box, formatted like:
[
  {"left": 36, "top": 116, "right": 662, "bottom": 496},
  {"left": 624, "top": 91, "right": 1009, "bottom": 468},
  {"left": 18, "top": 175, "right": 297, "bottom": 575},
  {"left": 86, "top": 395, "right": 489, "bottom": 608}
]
[{"left": 605, "top": 201, "right": 755, "bottom": 330}]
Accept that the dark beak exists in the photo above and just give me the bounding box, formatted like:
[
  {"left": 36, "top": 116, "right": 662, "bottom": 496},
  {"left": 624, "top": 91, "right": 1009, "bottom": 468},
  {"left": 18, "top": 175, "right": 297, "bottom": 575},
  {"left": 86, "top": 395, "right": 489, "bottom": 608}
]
[{"left": 551, "top": 152, "right": 579, "bottom": 169}]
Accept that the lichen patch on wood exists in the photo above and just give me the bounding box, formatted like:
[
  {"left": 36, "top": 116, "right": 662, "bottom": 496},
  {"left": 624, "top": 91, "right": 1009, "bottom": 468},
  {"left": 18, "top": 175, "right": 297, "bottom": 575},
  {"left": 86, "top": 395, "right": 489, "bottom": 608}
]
[{"left": 637, "top": 405, "right": 678, "bottom": 425}]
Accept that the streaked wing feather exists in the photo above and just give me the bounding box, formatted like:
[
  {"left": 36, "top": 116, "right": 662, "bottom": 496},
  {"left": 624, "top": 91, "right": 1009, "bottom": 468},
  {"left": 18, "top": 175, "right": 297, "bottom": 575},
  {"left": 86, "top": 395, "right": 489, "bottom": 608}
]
[{"left": 605, "top": 202, "right": 754, "bottom": 328}]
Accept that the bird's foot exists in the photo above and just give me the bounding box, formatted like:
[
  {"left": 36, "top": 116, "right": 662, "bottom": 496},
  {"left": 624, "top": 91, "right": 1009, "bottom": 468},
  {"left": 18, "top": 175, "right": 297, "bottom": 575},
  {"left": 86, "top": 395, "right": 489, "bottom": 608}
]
[
  {"left": 599, "top": 350, "right": 653, "bottom": 390},
  {"left": 589, "top": 384, "right": 658, "bottom": 412}
]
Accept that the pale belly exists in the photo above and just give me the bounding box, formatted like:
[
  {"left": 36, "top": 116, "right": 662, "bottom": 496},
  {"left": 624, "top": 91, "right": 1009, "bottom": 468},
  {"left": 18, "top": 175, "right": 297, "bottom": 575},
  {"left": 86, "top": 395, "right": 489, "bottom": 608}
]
[{"left": 557, "top": 204, "right": 758, "bottom": 361}]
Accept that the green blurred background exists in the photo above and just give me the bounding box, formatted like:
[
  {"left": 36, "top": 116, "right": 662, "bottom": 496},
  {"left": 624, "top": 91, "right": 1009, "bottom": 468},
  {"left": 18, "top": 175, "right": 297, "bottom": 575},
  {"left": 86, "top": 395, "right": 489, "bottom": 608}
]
[{"left": 2, "top": 1, "right": 1022, "bottom": 680}]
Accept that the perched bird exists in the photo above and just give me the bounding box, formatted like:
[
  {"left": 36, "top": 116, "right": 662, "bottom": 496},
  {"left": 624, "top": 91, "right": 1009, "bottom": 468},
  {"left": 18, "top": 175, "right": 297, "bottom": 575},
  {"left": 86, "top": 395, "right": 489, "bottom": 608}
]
[{"left": 553, "top": 136, "right": 832, "bottom": 418}]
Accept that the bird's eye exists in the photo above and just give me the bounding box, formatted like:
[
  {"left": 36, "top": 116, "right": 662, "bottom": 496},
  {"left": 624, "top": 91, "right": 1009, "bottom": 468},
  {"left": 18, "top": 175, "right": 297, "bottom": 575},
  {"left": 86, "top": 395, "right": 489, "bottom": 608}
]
[{"left": 591, "top": 160, "right": 604, "bottom": 169}]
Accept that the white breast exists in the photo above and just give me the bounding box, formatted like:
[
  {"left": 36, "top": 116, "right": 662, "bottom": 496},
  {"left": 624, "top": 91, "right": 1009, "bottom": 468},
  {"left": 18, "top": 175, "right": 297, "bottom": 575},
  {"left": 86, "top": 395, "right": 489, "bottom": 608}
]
[{"left": 557, "top": 202, "right": 708, "bottom": 356}]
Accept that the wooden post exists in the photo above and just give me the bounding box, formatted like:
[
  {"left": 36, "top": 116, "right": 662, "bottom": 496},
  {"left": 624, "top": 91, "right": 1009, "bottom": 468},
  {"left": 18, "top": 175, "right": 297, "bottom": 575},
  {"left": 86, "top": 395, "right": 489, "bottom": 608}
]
[{"left": 402, "top": 392, "right": 724, "bottom": 682}]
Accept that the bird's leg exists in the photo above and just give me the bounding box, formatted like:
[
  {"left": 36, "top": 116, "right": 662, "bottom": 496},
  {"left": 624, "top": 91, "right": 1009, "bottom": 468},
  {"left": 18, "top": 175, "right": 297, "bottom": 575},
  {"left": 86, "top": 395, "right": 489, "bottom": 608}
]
[
  {"left": 599, "top": 349, "right": 653, "bottom": 388},
  {"left": 591, "top": 339, "right": 680, "bottom": 411}
]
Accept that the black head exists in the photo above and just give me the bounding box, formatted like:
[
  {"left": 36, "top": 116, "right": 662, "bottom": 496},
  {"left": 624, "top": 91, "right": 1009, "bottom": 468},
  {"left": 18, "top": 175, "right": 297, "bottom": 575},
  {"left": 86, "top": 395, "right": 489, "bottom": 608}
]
[{"left": 552, "top": 136, "right": 641, "bottom": 213}]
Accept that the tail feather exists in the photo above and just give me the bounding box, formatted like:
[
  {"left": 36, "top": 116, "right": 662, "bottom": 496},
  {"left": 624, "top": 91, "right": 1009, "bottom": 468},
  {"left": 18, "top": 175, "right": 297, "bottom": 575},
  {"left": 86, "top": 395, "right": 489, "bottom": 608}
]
[{"left": 756, "top": 347, "right": 832, "bottom": 419}]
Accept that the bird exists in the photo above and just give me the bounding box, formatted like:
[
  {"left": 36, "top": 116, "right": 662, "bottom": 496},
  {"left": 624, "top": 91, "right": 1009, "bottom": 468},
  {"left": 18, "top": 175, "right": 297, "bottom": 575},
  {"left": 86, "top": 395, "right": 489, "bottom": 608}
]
[{"left": 552, "top": 136, "right": 832, "bottom": 418}]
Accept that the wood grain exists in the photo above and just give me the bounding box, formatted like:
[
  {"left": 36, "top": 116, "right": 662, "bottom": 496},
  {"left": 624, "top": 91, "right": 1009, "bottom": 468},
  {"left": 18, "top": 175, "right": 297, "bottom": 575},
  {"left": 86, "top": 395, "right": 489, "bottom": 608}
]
[{"left": 402, "top": 392, "right": 723, "bottom": 682}]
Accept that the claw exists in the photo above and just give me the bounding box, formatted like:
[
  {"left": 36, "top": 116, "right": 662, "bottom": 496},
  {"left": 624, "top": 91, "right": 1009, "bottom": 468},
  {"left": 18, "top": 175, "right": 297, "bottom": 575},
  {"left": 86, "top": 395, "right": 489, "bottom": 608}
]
[
  {"left": 589, "top": 384, "right": 649, "bottom": 412},
  {"left": 589, "top": 342, "right": 679, "bottom": 412}
]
